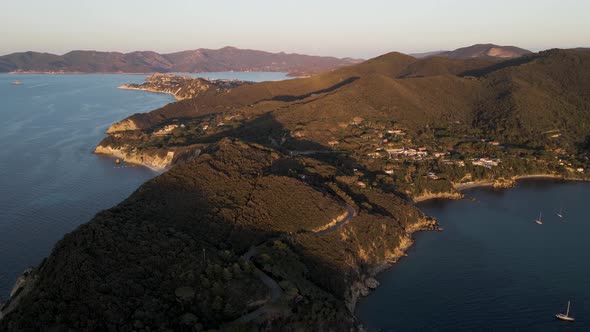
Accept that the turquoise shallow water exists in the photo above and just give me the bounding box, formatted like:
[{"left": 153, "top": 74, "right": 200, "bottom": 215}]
[
  {"left": 357, "top": 179, "right": 590, "bottom": 331},
  {"left": 0, "top": 72, "right": 288, "bottom": 301}
]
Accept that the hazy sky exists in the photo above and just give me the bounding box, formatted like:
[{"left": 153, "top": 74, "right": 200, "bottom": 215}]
[{"left": 1, "top": 0, "right": 589, "bottom": 58}]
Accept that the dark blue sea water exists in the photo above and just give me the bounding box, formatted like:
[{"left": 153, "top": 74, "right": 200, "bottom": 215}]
[
  {"left": 0, "top": 72, "right": 288, "bottom": 301},
  {"left": 357, "top": 179, "right": 590, "bottom": 331}
]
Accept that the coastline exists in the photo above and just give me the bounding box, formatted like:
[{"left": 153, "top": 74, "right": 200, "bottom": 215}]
[
  {"left": 7, "top": 71, "right": 153, "bottom": 75},
  {"left": 414, "top": 174, "right": 588, "bottom": 203},
  {"left": 5, "top": 70, "right": 306, "bottom": 77},
  {"left": 348, "top": 216, "right": 439, "bottom": 313},
  {"left": 355, "top": 174, "right": 589, "bottom": 325},
  {"left": 117, "top": 85, "right": 181, "bottom": 100}
]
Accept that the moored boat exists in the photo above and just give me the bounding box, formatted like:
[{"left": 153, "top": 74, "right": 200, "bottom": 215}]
[
  {"left": 535, "top": 212, "right": 543, "bottom": 225},
  {"left": 556, "top": 206, "right": 563, "bottom": 218},
  {"left": 555, "top": 300, "right": 575, "bottom": 322}
]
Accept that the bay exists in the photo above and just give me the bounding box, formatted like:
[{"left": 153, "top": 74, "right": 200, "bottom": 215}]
[{"left": 357, "top": 179, "right": 590, "bottom": 331}]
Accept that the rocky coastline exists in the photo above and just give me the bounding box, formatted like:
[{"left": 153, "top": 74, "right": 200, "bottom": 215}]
[
  {"left": 346, "top": 216, "right": 440, "bottom": 313},
  {"left": 93, "top": 144, "right": 201, "bottom": 171},
  {"left": 412, "top": 174, "right": 589, "bottom": 204},
  {"left": 0, "top": 268, "right": 36, "bottom": 321},
  {"left": 117, "top": 73, "right": 250, "bottom": 100}
]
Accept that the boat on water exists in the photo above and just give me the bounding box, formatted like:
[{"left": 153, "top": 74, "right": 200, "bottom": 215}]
[
  {"left": 10, "top": 81, "right": 24, "bottom": 85},
  {"left": 556, "top": 300, "right": 575, "bottom": 322},
  {"left": 556, "top": 206, "right": 563, "bottom": 218},
  {"left": 535, "top": 212, "right": 543, "bottom": 225}
]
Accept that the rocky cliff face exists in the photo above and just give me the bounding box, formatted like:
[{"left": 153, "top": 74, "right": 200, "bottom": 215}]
[
  {"left": 94, "top": 144, "right": 201, "bottom": 171},
  {"left": 105, "top": 118, "right": 140, "bottom": 134},
  {"left": 345, "top": 216, "right": 439, "bottom": 312}
]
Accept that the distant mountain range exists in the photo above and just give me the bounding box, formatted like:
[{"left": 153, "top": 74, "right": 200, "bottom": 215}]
[
  {"left": 411, "top": 43, "right": 532, "bottom": 60},
  {"left": 0, "top": 46, "right": 362, "bottom": 76},
  {"left": 0, "top": 44, "right": 532, "bottom": 77}
]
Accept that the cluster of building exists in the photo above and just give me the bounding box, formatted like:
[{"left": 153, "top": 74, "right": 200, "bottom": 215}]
[
  {"left": 471, "top": 157, "right": 501, "bottom": 168},
  {"left": 385, "top": 147, "right": 428, "bottom": 159},
  {"left": 153, "top": 124, "right": 179, "bottom": 136}
]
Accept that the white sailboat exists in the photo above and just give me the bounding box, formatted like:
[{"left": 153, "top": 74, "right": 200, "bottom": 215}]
[
  {"left": 556, "top": 206, "right": 563, "bottom": 218},
  {"left": 535, "top": 212, "right": 543, "bottom": 225},
  {"left": 555, "top": 300, "right": 575, "bottom": 322}
]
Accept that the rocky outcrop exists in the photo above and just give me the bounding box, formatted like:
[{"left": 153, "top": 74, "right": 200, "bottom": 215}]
[
  {"left": 0, "top": 268, "right": 37, "bottom": 321},
  {"left": 492, "top": 177, "right": 516, "bottom": 189},
  {"left": 346, "top": 216, "right": 439, "bottom": 311},
  {"left": 105, "top": 118, "right": 140, "bottom": 134},
  {"left": 94, "top": 144, "right": 201, "bottom": 171},
  {"left": 412, "top": 190, "right": 463, "bottom": 203}
]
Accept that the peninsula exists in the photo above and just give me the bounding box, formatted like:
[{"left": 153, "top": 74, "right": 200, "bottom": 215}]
[
  {"left": 2, "top": 46, "right": 590, "bottom": 331},
  {"left": 118, "top": 73, "right": 252, "bottom": 101}
]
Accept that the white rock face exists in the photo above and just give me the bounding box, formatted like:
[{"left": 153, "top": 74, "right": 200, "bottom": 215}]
[
  {"left": 94, "top": 145, "right": 201, "bottom": 171},
  {"left": 106, "top": 119, "right": 140, "bottom": 134},
  {"left": 487, "top": 47, "right": 518, "bottom": 58}
]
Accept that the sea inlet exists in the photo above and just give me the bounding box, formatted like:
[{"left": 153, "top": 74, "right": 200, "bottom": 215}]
[{"left": 357, "top": 179, "right": 590, "bottom": 331}]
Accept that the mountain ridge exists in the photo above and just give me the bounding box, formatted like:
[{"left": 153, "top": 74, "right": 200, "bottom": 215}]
[
  {"left": 412, "top": 43, "right": 532, "bottom": 61},
  {"left": 436, "top": 43, "right": 532, "bottom": 60},
  {"left": 0, "top": 47, "right": 363, "bottom": 76}
]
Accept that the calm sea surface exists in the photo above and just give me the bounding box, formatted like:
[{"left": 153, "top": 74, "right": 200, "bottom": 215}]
[
  {"left": 357, "top": 180, "right": 590, "bottom": 331},
  {"left": 0, "top": 72, "right": 288, "bottom": 301}
]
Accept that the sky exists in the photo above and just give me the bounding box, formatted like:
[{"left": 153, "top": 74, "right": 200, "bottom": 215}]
[{"left": 1, "top": 0, "right": 589, "bottom": 59}]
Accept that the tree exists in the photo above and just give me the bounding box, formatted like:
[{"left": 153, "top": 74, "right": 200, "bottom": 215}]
[
  {"left": 222, "top": 268, "right": 232, "bottom": 281},
  {"left": 211, "top": 296, "right": 223, "bottom": 312}
]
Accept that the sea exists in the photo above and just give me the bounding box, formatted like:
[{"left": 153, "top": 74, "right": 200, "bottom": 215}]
[
  {"left": 0, "top": 72, "right": 289, "bottom": 301},
  {"left": 357, "top": 179, "right": 590, "bottom": 331}
]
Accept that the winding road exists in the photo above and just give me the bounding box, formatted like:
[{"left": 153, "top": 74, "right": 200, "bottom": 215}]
[{"left": 234, "top": 203, "right": 356, "bottom": 324}]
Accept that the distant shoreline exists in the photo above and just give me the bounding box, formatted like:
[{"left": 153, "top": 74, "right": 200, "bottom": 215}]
[
  {"left": 117, "top": 85, "right": 181, "bottom": 100},
  {"left": 414, "top": 174, "right": 588, "bottom": 203},
  {"left": 6, "top": 71, "right": 152, "bottom": 75},
  {"left": 3, "top": 70, "right": 304, "bottom": 77}
]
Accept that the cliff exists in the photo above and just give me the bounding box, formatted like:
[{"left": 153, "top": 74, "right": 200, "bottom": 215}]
[{"left": 94, "top": 144, "right": 202, "bottom": 171}]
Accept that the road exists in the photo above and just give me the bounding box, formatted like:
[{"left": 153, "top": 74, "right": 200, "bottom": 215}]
[{"left": 234, "top": 203, "right": 356, "bottom": 324}]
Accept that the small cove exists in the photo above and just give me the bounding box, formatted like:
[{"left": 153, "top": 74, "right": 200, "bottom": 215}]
[{"left": 357, "top": 179, "right": 590, "bottom": 331}]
